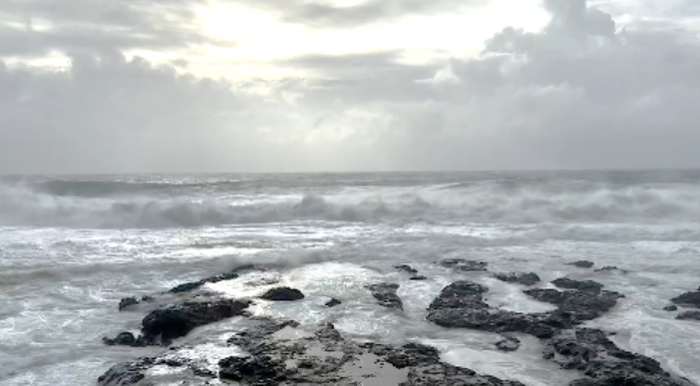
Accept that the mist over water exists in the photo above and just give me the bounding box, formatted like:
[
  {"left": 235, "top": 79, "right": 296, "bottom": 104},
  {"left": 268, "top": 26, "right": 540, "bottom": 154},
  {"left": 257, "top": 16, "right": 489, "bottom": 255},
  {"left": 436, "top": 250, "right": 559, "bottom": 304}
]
[{"left": 1, "top": 171, "right": 700, "bottom": 385}]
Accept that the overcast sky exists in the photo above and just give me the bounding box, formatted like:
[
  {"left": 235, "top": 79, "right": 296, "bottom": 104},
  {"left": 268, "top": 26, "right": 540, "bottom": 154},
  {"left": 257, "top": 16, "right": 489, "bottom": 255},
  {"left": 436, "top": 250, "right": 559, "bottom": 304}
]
[{"left": 1, "top": 0, "right": 700, "bottom": 173}]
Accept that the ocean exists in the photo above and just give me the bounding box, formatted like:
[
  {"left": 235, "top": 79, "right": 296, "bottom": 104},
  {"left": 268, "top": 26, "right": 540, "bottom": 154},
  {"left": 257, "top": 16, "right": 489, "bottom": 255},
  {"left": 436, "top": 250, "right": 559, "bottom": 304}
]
[{"left": 1, "top": 171, "right": 699, "bottom": 385}]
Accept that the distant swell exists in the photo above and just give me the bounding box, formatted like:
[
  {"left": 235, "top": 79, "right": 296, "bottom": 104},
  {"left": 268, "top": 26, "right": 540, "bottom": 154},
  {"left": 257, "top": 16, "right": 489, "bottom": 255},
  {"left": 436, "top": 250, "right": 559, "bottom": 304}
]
[{"left": 1, "top": 180, "right": 700, "bottom": 228}]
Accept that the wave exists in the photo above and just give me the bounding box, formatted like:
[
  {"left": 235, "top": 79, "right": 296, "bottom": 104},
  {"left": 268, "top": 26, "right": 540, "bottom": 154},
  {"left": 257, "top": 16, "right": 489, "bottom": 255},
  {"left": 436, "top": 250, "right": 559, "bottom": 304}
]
[{"left": 1, "top": 179, "right": 700, "bottom": 228}]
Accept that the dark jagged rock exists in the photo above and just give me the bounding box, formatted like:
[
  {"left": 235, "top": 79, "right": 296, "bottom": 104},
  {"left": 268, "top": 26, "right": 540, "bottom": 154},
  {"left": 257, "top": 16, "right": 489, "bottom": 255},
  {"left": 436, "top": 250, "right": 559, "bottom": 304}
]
[
  {"left": 325, "top": 298, "right": 342, "bottom": 307},
  {"left": 551, "top": 278, "right": 604, "bottom": 293},
  {"left": 546, "top": 328, "right": 696, "bottom": 386},
  {"left": 260, "top": 287, "right": 305, "bottom": 301},
  {"left": 594, "top": 266, "right": 629, "bottom": 274},
  {"left": 495, "top": 336, "right": 521, "bottom": 352},
  {"left": 438, "top": 258, "right": 488, "bottom": 272},
  {"left": 219, "top": 355, "right": 288, "bottom": 384},
  {"left": 118, "top": 297, "right": 139, "bottom": 311},
  {"left": 427, "top": 281, "right": 624, "bottom": 339},
  {"left": 523, "top": 289, "right": 623, "bottom": 321},
  {"left": 494, "top": 272, "right": 541, "bottom": 286},
  {"left": 664, "top": 305, "right": 678, "bottom": 312},
  {"left": 141, "top": 296, "right": 155, "bottom": 302},
  {"left": 168, "top": 272, "right": 239, "bottom": 294},
  {"left": 410, "top": 275, "right": 428, "bottom": 281},
  {"left": 568, "top": 261, "right": 594, "bottom": 268},
  {"left": 105, "top": 299, "right": 251, "bottom": 347},
  {"left": 677, "top": 311, "right": 700, "bottom": 321},
  {"left": 395, "top": 264, "right": 419, "bottom": 275},
  {"left": 367, "top": 283, "right": 403, "bottom": 310},
  {"left": 103, "top": 332, "right": 137, "bottom": 346},
  {"left": 671, "top": 291, "right": 700, "bottom": 308}
]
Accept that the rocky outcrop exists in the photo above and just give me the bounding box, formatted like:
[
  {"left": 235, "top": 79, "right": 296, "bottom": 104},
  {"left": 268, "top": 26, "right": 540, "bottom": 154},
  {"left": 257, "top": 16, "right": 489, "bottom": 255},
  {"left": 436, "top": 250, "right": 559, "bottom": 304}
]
[
  {"left": 410, "top": 275, "right": 428, "bottom": 281},
  {"left": 395, "top": 264, "right": 419, "bottom": 275},
  {"left": 671, "top": 291, "right": 700, "bottom": 308},
  {"left": 546, "top": 328, "right": 696, "bottom": 386},
  {"left": 325, "top": 298, "right": 342, "bottom": 307},
  {"left": 168, "top": 272, "right": 240, "bottom": 294},
  {"left": 98, "top": 318, "right": 526, "bottom": 386},
  {"left": 664, "top": 305, "right": 678, "bottom": 312},
  {"left": 495, "top": 335, "right": 521, "bottom": 352},
  {"left": 260, "top": 287, "right": 305, "bottom": 301},
  {"left": 594, "top": 266, "right": 628, "bottom": 274},
  {"left": 494, "top": 272, "right": 541, "bottom": 286},
  {"left": 104, "top": 299, "right": 251, "bottom": 347},
  {"left": 366, "top": 283, "right": 403, "bottom": 310},
  {"left": 438, "top": 258, "right": 488, "bottom": 272},
  {"left": 551, "top": 278, "right": 604, "bottom": 293},
  {"left": 677, "top": 311, "right": 700, "bottom": 321},
  {"left": 568, "top": 261, "right": 594, "bottom": 268},
  {"left": 118, "top": 297, "right": 139, "bottom": 311}
]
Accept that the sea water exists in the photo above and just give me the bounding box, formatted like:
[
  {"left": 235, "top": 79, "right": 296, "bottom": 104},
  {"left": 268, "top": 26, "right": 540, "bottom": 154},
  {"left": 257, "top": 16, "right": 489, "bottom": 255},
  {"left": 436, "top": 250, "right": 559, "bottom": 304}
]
[{"left": 1, "top": 171, "right": 699, "bottom": 385}]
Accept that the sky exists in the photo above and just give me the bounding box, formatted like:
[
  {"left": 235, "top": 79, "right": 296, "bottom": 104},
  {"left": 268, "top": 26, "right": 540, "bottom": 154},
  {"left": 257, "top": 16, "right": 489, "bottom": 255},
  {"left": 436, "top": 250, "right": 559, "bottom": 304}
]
[{"left": 2, "top": 0, "right": 700, "bottom": 173}]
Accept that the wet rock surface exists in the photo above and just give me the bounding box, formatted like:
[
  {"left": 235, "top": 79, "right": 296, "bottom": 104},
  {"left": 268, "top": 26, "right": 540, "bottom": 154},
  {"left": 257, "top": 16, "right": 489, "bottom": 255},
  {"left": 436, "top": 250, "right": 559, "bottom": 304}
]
[
  {"left": 118, "top": 297, "right": 139, "bottom": 311},
  {"left": 677, "top": 311, "right": 700, "bottom": 321},
  {"left": 665, "top": 305, "right": 678, "bottom": 312},
  {"left": 671, "top": 291, "right": 700, "bottom": 308},
  {"left": 366, "top": 283, "right": 403, "bottom": 310},
  {"left": 260, "top": 287, "right": 305, "bottom": 301},
  {"left": 494, "top": 272, "right": 541, "bottom": 286},
  {"left": 99, "top": 318, "right": 527, "bottom": 386},
  {"left": 593, "top": 266, "right": 629, "bottom": 274},
  {"left": 410, "top": 275, "right": 428, "bottom": 281},
  {"left": 168, "top": 272, "right": 240, "bottom": 294},
  {"left": 545, "top": 328, "right": 696, "bottom": 386},
  {"left": 104, "top": 299, "right": 251, "bottom": 347},
  {"left": 395, "top": 264, "right": 419, "bottom": 275},
  {"left": 495, "top": 336, "right": 521, "bottom": 352},
  {"left": 325, "top": 298, "right": 342, "bottom": 307},
  {"left": 426, "top": 278, "right": 692, "bottom": 386},
  {"left": 438, "top": 258, "right": 488, "bottom": 272},
  {"left": 568, "top": 261, "right": 595, "bottom": 268},
  {"left": 551, "top": 278, "right": 604, "bottom": 293}
]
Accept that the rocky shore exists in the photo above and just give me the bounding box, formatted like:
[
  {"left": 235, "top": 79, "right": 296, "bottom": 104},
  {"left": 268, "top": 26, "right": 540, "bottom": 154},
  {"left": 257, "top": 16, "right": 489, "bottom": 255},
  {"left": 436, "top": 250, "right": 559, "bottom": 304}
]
[{"left": 98, "top": 260, "right": 699, "bottom": 386}]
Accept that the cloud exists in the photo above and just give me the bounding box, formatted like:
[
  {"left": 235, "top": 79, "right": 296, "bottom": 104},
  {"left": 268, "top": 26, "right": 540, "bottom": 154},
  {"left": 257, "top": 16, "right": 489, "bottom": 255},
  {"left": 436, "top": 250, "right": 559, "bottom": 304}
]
[
  {"left": 2, "top": 0, "right": 700, "bottom": 173},
  {"left": 0, "top": 0, "right": 218, "bottom": 57}
]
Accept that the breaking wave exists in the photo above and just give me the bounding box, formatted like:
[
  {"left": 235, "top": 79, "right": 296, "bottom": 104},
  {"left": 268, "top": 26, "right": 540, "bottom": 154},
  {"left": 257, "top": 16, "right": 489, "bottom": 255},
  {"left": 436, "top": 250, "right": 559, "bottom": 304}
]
[{"left": 1, "top": 177, "right": 700, "bottom": 228}]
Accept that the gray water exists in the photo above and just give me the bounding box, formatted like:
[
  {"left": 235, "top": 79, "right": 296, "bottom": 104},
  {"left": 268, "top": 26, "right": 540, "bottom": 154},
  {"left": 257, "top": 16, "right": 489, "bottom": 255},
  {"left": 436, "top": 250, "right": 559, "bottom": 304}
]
[{"left": 1, "top": 171, "right": 700, "bottom": 385}]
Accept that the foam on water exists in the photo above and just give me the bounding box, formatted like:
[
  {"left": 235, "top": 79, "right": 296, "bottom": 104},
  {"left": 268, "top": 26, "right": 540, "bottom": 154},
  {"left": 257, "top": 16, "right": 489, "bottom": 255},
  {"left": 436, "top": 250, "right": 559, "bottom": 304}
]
[{"left": 2, "top": 171, "right": 700, "bottom": 385}]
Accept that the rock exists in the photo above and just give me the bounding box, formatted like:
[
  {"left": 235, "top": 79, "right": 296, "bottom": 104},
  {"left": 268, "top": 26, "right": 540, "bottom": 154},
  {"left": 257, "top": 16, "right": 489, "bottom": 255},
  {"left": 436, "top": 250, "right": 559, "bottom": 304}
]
[
  {"left": 118, "top": 297, "right": 139, "bottom": 311},
  {"left": 677, "top": 311, "right": 700, "bottom": 321},
  {"left": 168, "top": 272, "right": 239, "bottom": 294},
  {"left": 103, "top": 332, "right": 137, "bottom": 346},
  {"left": 141, "top": 296, "right": 155, "bottom": 302},
  {"left": 594, "top": 266, "right": 629, "bottom": 274},
  {"left": 98, "top": 318, "right": 527, "bottom": 386},
  {"left": 395, "top": 264, "right": 418, "bottom": 275},
  {"left": 438, "top": 258, "right": 488, "bottom": 272},
  {"left": 523, "top": 288, "right": 623, "bottom": 321},
  {"left": 551, "top": 278, "right": 604, "bottom": 293},
  {"left": 410, "top": 275, "right": 428, "bottom": 281},
  {"left": 546, "top": 328, "right": 696, "bottom": 386},
  {"left": 104, "top": 299, "right": 251, "bottom": 347},
  {"left": 671, "top": 291, "right": 700, "bottom": 308},
  {"left": 427, "top": 280, "right": 624, "bottom": 339},
  {"left": 260, "top": 287, "right": 305, "bottom": 301},
  {"left": 494, "top": 272, "right": 541, "bottom": 286},
  {"left": 495, "top": 336, "right": 521, "bottom": 352},
  {"left": 568, "top": 261, "right": 594, "bottom": 268},
  {"left": 664, "top": 305, "right": 678, "bottom": 312},
  {"left": 218, "top": 355, "right": 288, "bottom": 384},
  {"left": 325, "top": 298, "right": 342, "bottom": 307},
  {"left": 366, "top": 283, "right": 403, "bottom": 310}
]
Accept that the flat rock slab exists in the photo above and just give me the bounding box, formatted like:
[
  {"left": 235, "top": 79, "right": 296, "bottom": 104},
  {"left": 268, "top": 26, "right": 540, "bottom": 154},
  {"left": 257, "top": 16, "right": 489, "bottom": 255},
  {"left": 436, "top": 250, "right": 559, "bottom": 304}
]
[
  {"left": 494, "top": 272, "right": 541, "bottom": 286},
  {"left": 98, "top": 318, "right": 527, "bottom": 386},
  {"left": 366, "top": 283, "right": 403, "bottom": 310}
]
